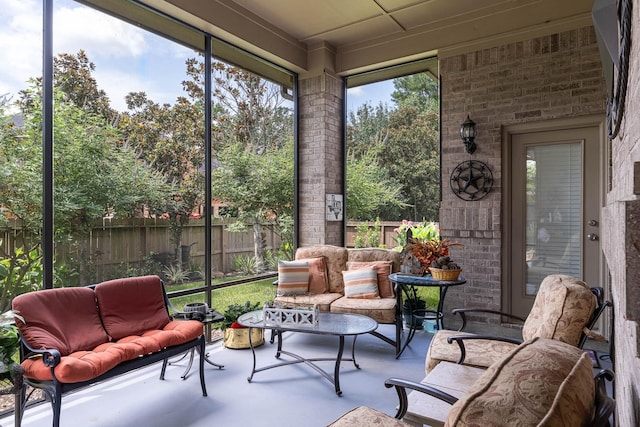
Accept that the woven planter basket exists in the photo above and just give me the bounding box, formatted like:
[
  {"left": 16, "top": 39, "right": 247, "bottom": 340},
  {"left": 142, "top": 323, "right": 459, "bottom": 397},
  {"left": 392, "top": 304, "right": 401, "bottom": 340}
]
[{"left": 429, "top": 267, "right": 462, "bottom": 281}]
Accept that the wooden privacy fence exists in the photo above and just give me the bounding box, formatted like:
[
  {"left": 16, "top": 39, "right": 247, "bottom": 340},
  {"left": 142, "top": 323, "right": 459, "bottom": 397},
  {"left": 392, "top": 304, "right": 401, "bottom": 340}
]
[{"left": 2, "top": 219, "right": 407, "bottom": 283}]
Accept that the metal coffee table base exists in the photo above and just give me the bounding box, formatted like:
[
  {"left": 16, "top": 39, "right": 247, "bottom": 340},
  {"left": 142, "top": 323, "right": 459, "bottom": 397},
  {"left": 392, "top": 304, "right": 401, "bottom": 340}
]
[
  {"left": 246, "top": 329, "right": 360, "bottom": 396},
  {"left": 238, "top": 311, "right": 378, "bottom": 396}
]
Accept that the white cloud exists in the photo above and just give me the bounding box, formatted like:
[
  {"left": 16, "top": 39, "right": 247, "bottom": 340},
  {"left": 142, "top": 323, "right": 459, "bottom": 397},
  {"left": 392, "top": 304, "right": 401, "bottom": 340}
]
[
  {"left": 53, "top": 5, "right": 149, "bottom": 58},
  {"left": 0, "top": 0, "right": 194, "bottom": 112},
  {"left": 347, "top": 86, "right": 364, "bottom": 97},
  {"left": 0, "top": 0, "right": 42, "bottom": 98}
]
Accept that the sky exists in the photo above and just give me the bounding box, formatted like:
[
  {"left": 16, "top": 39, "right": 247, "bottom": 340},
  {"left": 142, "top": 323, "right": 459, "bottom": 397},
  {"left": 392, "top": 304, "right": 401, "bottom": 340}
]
[{"left": 0, "top": 0, "right": 394, "bottom": 114}]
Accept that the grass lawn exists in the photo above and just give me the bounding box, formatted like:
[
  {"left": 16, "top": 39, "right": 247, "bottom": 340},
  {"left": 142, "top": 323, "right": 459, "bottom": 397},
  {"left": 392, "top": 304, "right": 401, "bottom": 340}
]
[{"left": 167, "top": 277, "right": 276, "bottom": 325}]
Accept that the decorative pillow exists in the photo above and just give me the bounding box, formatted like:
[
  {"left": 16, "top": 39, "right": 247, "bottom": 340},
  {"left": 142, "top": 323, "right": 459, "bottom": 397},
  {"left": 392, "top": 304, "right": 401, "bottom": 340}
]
[
  {"left": 277, "top": 260, "right": 310, "bottom": 296},
  {"left": 298, "top": 257, "right": 329, "bottom": 294},
  {"left": 342, "top": 268, "right": 380, "bottom": 299},
  {"left": 347, "top": 261, "right": 394, "bottom": 298}
]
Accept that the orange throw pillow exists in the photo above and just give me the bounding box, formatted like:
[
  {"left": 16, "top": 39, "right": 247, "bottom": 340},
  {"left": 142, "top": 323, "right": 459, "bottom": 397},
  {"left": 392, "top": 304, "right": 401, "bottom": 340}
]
[
  {"left": 298, "top": 257, "right": 329, "bottom": 294},
  {"left": 347, "top": 261, "right": 394, "bottom": 298}
]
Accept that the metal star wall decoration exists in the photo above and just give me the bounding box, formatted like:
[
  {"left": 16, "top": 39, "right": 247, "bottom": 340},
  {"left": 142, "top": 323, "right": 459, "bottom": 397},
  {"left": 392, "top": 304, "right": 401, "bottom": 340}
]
[{"left": 450, "top": 160, "right": 493, "bottom": 201}]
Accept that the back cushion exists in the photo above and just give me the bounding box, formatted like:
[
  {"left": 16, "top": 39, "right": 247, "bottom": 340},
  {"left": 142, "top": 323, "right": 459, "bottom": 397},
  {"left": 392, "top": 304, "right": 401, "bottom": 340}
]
[
  {"left": 12, "top": 287, "right": 109, "bottom": 356},
  {"left": 522, "top": 274, "right": 596, "bottom": 345},
  {"left": 95, "top": 275, "right": 170, "bottom": 340},
  {"left": 296, "top": 245, "right": 348, "bottom": 293},
  {"left": 348, "top": 248, "right": 401, "bottom": 273},
  {"left": 446, "top": 337, "right": 595, "bottom": 427}
]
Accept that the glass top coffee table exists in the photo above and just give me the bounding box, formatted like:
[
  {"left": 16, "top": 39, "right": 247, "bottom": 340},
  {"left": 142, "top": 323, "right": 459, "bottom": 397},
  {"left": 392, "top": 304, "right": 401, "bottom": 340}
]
[{"left": 237, "top": 310, "right": 378, "bottom": 396}]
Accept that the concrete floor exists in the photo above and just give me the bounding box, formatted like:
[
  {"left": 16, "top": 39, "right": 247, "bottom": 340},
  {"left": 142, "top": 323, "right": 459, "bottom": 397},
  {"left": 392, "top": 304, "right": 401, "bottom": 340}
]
[{"left": 0, "top": 323, "right": 613, "bottom": 427}]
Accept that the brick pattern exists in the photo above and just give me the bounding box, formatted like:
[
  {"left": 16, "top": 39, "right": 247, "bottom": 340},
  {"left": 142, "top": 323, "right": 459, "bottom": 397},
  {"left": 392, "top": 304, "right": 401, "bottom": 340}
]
[
  {"left": 298, "top": 73, "right": 344, "bottom": 246},
  {"left": 600, "top": 3, "right": 640, "bottom": 424},
  {"left": 439, "top": 26, "right": 606, "bottom": 315}
]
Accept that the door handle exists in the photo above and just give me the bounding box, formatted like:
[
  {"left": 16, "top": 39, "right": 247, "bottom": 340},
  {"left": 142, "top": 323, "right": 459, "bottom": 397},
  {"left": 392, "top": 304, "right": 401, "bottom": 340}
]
[{"left": 587, "top": 233, "right": 599, "bottom": 241}]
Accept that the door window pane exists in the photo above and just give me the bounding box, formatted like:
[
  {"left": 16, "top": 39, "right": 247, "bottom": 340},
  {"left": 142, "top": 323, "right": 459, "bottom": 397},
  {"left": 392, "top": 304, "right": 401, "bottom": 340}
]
[{"left": 525, "top": 143, "right": 582, "bottom": 294}]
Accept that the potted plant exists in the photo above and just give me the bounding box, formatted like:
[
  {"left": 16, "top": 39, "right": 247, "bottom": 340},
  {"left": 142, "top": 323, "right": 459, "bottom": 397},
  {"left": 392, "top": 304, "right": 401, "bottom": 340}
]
[
  {"left": 0, "top": 311, "right": 23, "bottom": 374},
  {"left": 402, "top": 297, "right": 427, "bottom": 329},
  {"left": 219, "top": 301, "right": 264, "bottom": 349},
  {"left": 394, "top": 221, "right": 463, "bottom": 277}
]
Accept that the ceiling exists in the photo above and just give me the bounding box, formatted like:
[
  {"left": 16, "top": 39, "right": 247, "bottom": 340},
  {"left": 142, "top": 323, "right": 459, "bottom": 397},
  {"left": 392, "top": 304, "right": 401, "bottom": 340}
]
[{"left": 141, "top": 0, "right": 595, "bottom": 76}]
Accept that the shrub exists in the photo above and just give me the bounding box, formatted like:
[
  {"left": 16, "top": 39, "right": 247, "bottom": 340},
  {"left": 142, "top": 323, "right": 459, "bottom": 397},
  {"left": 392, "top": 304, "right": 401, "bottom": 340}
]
[
  {"left": 163, "top": 264, "right": 190, "bottom": 285},
  {"left": 232, "top": 254, "right": 258, "bottom": 275}
]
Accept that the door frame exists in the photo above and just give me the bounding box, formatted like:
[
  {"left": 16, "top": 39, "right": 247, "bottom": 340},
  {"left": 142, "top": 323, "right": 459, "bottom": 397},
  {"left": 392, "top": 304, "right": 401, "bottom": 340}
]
[{"left": 501, "top": 115, "right": 608, "bottom": 318}]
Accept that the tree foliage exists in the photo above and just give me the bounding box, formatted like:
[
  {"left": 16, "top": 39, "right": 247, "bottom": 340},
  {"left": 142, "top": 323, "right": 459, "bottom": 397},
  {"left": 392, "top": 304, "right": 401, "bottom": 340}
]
[
  {"left": 346, "top": 72, "right": 440, "bottom": 221},
  {"left": 53, "top": 50, "right": 118, "bottom": 124},
  {"left": 197, "top": 60, "right": 295, "bottom": 271},
  {"left": 117, "top": 89, "right": 205, "bottom": 257}
]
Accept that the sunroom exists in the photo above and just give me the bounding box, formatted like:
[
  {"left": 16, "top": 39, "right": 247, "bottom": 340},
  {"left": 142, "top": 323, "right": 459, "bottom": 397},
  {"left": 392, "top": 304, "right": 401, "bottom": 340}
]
[{"left": 0, "top": 0, "right": 638, "bottom": 426}]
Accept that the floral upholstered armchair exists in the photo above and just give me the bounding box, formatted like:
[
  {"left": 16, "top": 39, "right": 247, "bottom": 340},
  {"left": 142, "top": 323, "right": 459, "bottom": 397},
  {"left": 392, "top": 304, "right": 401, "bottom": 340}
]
[
  {"left": 328, "top": 337, "right": 615, "bottom": 427},
  {"left": 425, "top": 274, "right": 610, "bottom": 373}
]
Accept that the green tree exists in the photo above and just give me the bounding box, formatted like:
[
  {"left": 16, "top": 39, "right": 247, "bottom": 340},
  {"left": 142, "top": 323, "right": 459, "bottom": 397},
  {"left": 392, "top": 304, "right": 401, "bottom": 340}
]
[
  {"left": 379, "top": 104, "right": 440, "bottom": 221},
  {"left": 184, "top": 59, "right": 294, "bottom": 271},
  {"left": 212, "top": 140, "right": 295, "bottom": 272},
  {"left": 346, "top": 72, "right": 440, "bottom": 221},
  {"left": 50, "top": 50, "right": 118, "bottom": 124},
  {"left": 391, "top": 73, "right": 439, "bottom": 112},
  {"left": 117, "top": 90, "right": 204, "bottom": 265},
  {"left": 346, "top": 150, "right": 406, "bottom": 220},
  {"left": 1, "top": 83, "right": 173, "bottom": 286}
]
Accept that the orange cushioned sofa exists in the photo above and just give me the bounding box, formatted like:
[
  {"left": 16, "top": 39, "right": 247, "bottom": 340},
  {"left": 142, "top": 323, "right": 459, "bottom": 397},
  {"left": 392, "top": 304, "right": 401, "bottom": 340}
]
[{"left": 12, "top": 275, "right": 207, "bottom": 427}]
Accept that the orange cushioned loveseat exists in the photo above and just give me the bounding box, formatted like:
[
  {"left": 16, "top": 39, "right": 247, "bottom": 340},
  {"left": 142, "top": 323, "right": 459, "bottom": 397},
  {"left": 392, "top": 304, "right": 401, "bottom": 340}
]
[{"left": 12, "top": 275, "right": 207, "bottom": 427}]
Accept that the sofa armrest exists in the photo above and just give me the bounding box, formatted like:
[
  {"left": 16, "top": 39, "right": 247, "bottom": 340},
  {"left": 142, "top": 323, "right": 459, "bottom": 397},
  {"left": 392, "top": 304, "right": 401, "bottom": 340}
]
[
  {"left": 20, "top": 336, "right": 61, "bottom": 368},
  {"left": 384, "top": 377, "right": 458, "bottom": 419}
]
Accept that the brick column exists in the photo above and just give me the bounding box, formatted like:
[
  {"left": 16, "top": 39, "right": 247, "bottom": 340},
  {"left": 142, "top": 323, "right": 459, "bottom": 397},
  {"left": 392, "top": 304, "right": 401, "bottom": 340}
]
[{"left": 297, "top": 72, "right": 344, "bottom": 246}]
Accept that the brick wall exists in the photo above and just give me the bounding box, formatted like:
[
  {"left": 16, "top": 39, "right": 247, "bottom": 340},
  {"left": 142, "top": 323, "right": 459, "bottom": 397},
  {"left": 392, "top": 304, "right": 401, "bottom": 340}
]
[
  {"left": 438, "top": 26, "right": 606, "bottom": 317},
  {"left": 298, "top": 73, "right": 344, "bottom": 246},
  {"left": 600, "top": 2, "right": 640, "bottom": 424}
]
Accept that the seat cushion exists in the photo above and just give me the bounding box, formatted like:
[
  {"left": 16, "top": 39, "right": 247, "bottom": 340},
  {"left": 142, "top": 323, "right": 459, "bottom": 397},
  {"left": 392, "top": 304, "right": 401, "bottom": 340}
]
[
  {"left": 328, "top": 406, "right": 407, "bottom": 427},
  {"left": 95, "top": 275, "right": 171, "bottom": 340},
  {"left": 445, "top": 337, "right": 595, "bottom": 427},
  {"left": 425, "top": 330, "right": 519, "bottom": 373},
  {"left": 21, "top": 319, "right": 203, "bottom": 383},
  {"left": 12, "top": 287, "right": 109, "bottom": 356},
  {"left": 274, "top": 293, "right": 343, "bottom": 312},
  {"left": 330, "top": 296, "right": 397, "bottom": 324}
]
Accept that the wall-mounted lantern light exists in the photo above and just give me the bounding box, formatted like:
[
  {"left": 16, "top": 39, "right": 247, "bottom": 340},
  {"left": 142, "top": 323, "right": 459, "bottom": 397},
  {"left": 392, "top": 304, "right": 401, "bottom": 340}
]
[{"left": 460, "top": 114, "right": 477, "bottom": 154}]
